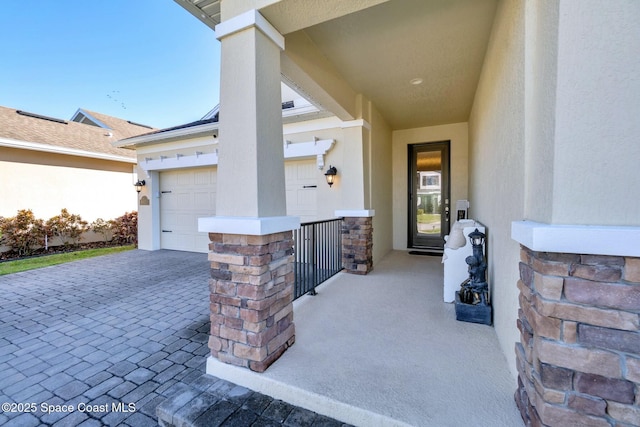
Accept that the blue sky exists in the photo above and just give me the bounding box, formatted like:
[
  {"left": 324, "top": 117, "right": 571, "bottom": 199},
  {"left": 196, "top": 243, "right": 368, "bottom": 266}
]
[{"left": 0, "top": 1, "right": 221, "bottom": 129}]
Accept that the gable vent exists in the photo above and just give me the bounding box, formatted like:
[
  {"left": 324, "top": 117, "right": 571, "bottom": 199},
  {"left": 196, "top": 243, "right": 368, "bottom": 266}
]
[{"left": 17, "top": 110, "right": 67, "bottom": 124}]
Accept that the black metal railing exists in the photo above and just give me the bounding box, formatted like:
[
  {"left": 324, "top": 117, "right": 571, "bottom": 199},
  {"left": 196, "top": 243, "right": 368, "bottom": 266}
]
[{"left": 293, "top": 218, "right": 343, "bottom": 300}]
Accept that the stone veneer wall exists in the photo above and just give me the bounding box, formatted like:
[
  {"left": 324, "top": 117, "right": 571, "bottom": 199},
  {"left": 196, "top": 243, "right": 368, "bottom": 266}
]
[
  {"left": 515, "top": 246, "right": 640, "bottom": 426},
  {"left": 207, "top": 232, "right": 295, "bottom": 373},
  {"left": 341, "top": 217, "right": 373, "bottom": 275}
]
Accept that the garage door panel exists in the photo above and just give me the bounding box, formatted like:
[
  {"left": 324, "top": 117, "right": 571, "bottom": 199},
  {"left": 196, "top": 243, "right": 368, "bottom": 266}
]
[
  {"left": 193, "top": 191, "right": 215, "bottom": 210},
  {"left": 285, "top": 160, "right": 317, "bottom": 222},
  {"left": 160, "top": 168, "right": 216, "bottom": 253},
  {"left": 194, "top": 169, "right": 214, "bottom": 185},
  {"left": 160, "top": 161, "right": 318, "bottom": 252},
  {"left": 177, "top": 172, "right": 193, "bottom": 186}
]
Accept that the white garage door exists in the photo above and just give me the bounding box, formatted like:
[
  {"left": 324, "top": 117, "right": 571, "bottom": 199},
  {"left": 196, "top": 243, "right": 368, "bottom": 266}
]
[
  {"left": 159, "top": 160, "right": 317, "bottom": 253},
  {"left": 160, "top": 168, "right": 216, "bottom": 253},
  {"left": 285, "top": 159, "right": 317, "bottom": 222}
]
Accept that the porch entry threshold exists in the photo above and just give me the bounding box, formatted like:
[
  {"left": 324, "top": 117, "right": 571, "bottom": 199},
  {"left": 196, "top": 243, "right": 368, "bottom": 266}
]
[
  {"left": 408, "top": 250, "right": 443, "bottom": 256},
  {"left": 206, "top": 357, "right": 411, "bottom": 427}
]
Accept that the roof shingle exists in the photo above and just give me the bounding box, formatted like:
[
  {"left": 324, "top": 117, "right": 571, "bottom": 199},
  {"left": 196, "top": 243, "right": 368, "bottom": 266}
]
[{"left": 0, "top": 106, "right": 155, "bottom": 159}]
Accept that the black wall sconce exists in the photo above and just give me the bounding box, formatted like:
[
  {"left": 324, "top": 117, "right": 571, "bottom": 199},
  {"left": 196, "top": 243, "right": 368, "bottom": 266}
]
[
  {"left": 324, "top": 165, "right": 337, "bottom": 187},
  {"left": 134, "top": 180, "right": 146, "bottom": 193}
]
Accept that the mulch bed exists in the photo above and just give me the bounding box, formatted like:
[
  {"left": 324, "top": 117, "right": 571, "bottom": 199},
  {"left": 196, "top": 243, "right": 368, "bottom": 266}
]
[{"left": 0, "top": 241, "right": 133, "bottom": 262}]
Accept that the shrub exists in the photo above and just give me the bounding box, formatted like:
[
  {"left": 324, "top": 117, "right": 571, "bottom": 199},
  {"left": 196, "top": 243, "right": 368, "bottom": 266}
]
[
  {"left": 0, "top": 210, "right": 46, "bottom": 256},
  {"left": 46, "top": 209, "right": 88, "bottom": 247},
  {"left": 90, "top": 218, "right": 114, "bottom": 242},
  {"left": 111, "top": 211, "right": 138, "bottom": 245}
]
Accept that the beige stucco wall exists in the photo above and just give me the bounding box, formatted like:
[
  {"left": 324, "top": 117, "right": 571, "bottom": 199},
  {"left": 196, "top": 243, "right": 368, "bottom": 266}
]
[
  {"left": 550, "top": 0, "right": 640, "bottom": 226},
  {"left": 0, "top": 148, "right": 136, "bottom": 223},
  {"left": 468, "top": 0, "right": 640, "bottom": 383},
  {"left": 368, "top": 101, "right": 393, "bottom": 263},
  {"left": 282, "top": 108, "right": 393, "bottom": 264},
  {"left": 468, "top": 0, "right": 525, "bottom": 381},
  {"left": 522, "top": 0, "right": 558, "bottom": 223},
  {"left": 283, "top": 119, "right": 359, "bottom": 221},
  {"left": 391, "top": 122, "right": 469, "bottom": 251}
]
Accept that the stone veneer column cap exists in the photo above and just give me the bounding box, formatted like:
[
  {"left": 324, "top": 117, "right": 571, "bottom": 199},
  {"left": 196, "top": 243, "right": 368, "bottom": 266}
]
[
  {"left": 199, "top": 216, "right": 300, "bottom": 236},
  {"left": 512, "top": 220, "right": 640, "bottom": 257},
  {"left": 335, "top": 210, "right": 375, "bottom": 218}
]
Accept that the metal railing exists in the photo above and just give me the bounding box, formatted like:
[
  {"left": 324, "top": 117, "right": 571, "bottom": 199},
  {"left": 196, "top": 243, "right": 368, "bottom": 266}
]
[{"left": 293, "top": 217, "right": 343, "bottom": 300}]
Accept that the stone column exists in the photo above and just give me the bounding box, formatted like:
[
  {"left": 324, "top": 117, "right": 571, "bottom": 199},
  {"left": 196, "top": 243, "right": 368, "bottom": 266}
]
[
  {"left": 208, "top": 232, "right": 295, "bottom": 372},
  {"left": 515, "top": 247, "right": 640, "bottom": 426},
  {"left": 336, "top": 210, "right": 375, "bottom": 275},
  {"left": 199, "top": 10, "right": 299, "bottom": 373}
]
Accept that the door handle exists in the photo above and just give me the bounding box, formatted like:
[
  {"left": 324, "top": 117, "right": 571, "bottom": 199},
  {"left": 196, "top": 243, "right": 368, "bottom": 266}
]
[{"left": 444, "top": 207, "right": 450, "bottom": 221}]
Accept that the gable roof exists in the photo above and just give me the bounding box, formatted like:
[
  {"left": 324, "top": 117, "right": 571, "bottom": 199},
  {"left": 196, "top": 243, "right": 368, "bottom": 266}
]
[
  {"left": 70, "top": 108, "right": 155, "bottom": 139},
  {"left": 0, "top": 106, "right": 154, "bottom": 161}
]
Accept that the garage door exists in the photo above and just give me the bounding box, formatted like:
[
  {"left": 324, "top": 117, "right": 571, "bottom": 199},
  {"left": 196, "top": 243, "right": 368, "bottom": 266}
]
[
  {"left": 159, "top": 161, "right": 317, "bottom": 253},
  {"left": 285, "top": 159, "right": 317, "bottom": 222},
  {"left": 160, "top": 168, "right": 216, "bottom": 253}
]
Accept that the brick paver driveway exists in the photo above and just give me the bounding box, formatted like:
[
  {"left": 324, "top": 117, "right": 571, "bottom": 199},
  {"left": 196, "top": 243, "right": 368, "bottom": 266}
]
[{"left": 0, "top": 249, "right": 210, "bottom": 426}]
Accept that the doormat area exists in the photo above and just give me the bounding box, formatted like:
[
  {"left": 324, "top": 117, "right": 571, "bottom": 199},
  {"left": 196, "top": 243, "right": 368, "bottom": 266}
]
[{"left": 409, "top": 250, "right": 443, "bottom": 257}]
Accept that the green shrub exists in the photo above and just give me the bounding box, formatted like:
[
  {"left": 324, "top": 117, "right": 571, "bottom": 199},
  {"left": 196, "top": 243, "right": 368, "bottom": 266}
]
[
  {"left": 0, "top": 210, "right": 46, "bottom": 256},
  {"left": 46, "top": 209, "right": 88, "bottom": 247}
]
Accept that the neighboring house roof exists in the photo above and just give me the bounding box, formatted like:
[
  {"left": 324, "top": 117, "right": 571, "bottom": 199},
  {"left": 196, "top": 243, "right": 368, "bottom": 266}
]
[
  {"left": 115, "top": 82, "right": 331, "bottom": 149},
  {"left": 0, "top": 106, "right": 154, "bottom": 162}
]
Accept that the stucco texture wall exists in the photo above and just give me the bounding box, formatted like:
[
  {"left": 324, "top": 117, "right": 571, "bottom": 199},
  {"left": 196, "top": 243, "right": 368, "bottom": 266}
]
[
  {"left": 468, "top": 0, "right": 525, "bottom": 381},
  {"left": 391, "top": 122, "right": 469, "bottom": 251},
  {"left": 283, "top": 119, "right": 362, "bottom": 221},
  {"left": 0, "top": 152, "right": 136, "bottom": 222},
  {"left": 283, "top": 110, "right": 393, "bottom": 264},
  {"left": 368, "top": 102, "right": 393, "bottom": 263},
  {"left": 551, "top": 0, "right": 640, "bottom": 226}
]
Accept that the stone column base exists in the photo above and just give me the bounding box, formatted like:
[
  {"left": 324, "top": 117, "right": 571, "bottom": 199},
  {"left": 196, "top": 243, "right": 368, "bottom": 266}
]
[
  {"left": 341, "top": 217, "right": 373, "bottom": 275},
  {"left": 207, "top": 232, "right": 295, "bottom": 373},
  {"left": 515, "top": 245, "right": 640, "bottom": 426}
]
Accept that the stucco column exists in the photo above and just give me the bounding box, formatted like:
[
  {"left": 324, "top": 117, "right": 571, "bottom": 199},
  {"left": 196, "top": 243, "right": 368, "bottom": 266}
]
[
  {"left": 199, "top": 10, "right": 300, "bottom": 373},
  {"left": 215, "top": 10, "right": 286, "bottom": 218}
]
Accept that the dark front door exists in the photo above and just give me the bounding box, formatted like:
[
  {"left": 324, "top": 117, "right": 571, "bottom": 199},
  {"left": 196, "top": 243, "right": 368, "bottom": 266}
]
[{"left": 408, "top": 141, "right": 451, "bottom": 251}]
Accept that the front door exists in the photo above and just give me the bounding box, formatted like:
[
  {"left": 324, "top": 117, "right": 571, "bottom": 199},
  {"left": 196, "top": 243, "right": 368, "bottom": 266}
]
[{"left": 408, "top": 141, "right": 450, "bottom": 251}]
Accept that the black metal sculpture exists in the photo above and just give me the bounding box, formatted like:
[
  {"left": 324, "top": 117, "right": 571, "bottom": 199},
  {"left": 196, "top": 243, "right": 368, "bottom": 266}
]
[
  {"left": 460, "top": 228, "right": 489, "bottom": 305},
  {"left": 455, "top": 228, "right": 492, "bottom": 325}
]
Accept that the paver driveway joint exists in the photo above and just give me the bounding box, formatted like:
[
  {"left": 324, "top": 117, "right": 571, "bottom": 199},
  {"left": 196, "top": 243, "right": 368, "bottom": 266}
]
[{"left": 0, "top": 250, "right": 349, "bottom": 427}]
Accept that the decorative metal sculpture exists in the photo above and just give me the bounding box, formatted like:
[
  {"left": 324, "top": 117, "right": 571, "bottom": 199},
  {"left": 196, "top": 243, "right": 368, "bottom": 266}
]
[{"left": 459, "top": 228, "right": 489, "bottom": 306}]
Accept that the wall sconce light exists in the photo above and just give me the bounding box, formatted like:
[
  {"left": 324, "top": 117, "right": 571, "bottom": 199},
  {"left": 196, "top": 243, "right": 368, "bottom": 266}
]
[
  {"left": 134, "top": 180, "right": 146, "bottom": 193},
  {"left": 324, "top": 165, "right": 337, "bottom": 187}
]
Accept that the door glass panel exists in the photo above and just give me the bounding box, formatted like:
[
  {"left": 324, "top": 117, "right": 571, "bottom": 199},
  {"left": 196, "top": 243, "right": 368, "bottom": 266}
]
[
  {"left": 416, "top": 151, "right": 442, "bottom": 236},
  {"left": 408, "top": 141, "right": 450, "bottom": 250}
]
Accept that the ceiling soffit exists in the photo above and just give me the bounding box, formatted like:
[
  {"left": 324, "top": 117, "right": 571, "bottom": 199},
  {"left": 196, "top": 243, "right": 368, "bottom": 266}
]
[
  {"left": 294, "top": 0, "right": 498, "bottom": 130},
  {"left": 175, "top": 0, "right": 498, "bottom": 131}
]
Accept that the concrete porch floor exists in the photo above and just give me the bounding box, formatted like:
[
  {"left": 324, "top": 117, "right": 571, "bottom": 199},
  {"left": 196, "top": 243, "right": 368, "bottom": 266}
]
[{"left": 208, "top": 250, "right": 523, "bottom": 427}]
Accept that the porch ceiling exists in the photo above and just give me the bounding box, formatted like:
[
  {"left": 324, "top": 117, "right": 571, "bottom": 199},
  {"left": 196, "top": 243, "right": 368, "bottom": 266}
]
[
  {"left": 298, "top": 0, "right": 498, "bottom": 130},
  {"left": 176, "top": 0, "right": 498, "bottom": 131}
]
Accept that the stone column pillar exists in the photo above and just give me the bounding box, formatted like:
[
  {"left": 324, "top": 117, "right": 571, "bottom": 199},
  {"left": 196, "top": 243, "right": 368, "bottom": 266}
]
[
  {"left": 199, "top": 10, "right": 299, "bottom": 373},
  {"left": 208, "top": 232, "right": 295, "bottom": 372},
  {"left": 336, "top": 210, "right": 375, "bottom": 275},
  {"left": 515, "top": 247, "right": 640, "bottom": 426}
]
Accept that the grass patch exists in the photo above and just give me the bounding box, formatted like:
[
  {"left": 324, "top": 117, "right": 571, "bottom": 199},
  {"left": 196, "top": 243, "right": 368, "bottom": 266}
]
[
  {"left": 0, "top": 245, "right": 135, "bottom": 276},
  {"left": 417, "top": 213, "right": 441, "bottom": 223}
]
